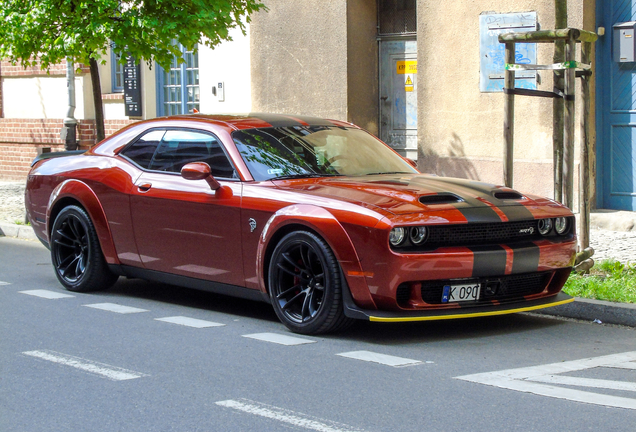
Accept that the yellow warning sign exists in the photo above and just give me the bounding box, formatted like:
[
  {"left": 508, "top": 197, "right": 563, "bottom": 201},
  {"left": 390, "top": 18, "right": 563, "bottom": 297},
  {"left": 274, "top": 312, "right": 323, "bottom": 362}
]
[
  {"left": 405, "top": 76, "right": 413, "bottom": 85},
  {"left": 405, "top": 74, "right": 414, "bottom": 92},
  {"left": 396, "top": 60, "right": 417, "bottom": 74}
]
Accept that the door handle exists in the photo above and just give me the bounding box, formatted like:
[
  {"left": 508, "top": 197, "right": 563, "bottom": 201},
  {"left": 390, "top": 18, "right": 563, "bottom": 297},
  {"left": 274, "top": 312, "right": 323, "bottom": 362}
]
[{"left": 137, "top": 183, "right": 152, "bottom": 192}]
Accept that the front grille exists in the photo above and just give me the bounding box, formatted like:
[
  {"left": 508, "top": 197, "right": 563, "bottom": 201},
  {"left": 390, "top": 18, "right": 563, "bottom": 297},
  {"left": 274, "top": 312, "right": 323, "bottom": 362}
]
[
  {"left": 417, "top": 272, "right": 552, "bottom": 305},
  {"left": 392, "top": 217, "right": 575, "bottom": 252},
  {"left": 428, "top": 220, "right": 538, "bottom": 246}
]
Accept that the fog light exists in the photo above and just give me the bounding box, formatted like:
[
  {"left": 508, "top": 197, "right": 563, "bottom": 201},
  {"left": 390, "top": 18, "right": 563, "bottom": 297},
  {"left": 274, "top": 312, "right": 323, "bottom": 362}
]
[
  {"left": 389, "top": 227, "right": 406, "bottom": 246},
  {"left": 538, "top": 218, "right": 553, "bottom": 235},
  {"left": 555, "top": 217, "right": 569, "bottom": 235}
]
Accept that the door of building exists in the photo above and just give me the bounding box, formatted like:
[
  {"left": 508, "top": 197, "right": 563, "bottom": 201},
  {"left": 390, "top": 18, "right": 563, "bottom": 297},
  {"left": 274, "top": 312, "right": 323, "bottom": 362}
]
[
  {"left": 379, "top": 39, "right": 417, "bottom": 160},
  {"left": 596, "top": 0, "right": 636, "bottom": 210}
]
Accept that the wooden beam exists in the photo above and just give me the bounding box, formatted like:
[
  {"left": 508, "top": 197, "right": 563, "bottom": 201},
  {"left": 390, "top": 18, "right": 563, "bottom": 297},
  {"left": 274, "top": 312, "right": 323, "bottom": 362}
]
[
  {"left": 498, "top": 28, "right": 598, "bottom": 43},
  {"left": 563, "top": 37, "right": 576, "bottom": 209},
  {"left": 579, "top": 41, "right": 592, "bottom": 250},
  {"left": 503, "top": 42, "right": 515, "bottom": 188}
]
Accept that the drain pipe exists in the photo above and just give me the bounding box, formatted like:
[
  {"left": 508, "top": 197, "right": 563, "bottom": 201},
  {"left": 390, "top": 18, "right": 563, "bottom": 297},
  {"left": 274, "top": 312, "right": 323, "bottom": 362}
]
[{"left": 61, "top": 59, "right": 78, "bottom": 151}]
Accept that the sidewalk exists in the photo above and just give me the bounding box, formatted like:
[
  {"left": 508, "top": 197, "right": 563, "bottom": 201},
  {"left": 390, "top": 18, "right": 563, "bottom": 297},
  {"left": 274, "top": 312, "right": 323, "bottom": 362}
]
[{"left": 2, "top": 180, "right": 635, "bottom": 327}]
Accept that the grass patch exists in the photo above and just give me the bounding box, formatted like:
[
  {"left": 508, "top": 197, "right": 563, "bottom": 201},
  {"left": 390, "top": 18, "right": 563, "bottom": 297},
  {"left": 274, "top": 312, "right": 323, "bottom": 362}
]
[
  {"left": 14, "top": 220, "right": 30, "bottom": 226},
  {"left": 563, "top": 259, "right": 636, "bottom": 304}
]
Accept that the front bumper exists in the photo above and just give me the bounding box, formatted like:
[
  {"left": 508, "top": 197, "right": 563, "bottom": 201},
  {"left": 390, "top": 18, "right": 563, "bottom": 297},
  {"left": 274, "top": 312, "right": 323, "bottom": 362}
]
[{"left": 342, "top": 287, "right": 574, "bottom": 322}]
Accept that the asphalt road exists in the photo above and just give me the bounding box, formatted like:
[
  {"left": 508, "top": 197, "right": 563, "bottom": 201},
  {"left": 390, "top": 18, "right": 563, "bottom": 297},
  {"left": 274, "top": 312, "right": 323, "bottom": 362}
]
[{"left": 2, "top": 236, "right": 635, "bottom": 432}]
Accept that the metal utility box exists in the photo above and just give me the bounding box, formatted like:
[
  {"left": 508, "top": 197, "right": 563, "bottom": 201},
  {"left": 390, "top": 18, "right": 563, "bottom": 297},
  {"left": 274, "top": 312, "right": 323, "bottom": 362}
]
[{"left": 614, "top": 21, "right": 636, "bottom": 62}]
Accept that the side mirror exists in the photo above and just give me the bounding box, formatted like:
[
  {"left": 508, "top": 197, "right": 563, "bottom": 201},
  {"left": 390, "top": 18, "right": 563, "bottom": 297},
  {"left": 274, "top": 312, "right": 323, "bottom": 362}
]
[
  {"left": 403, "top": 157, "right": 418, "bottom": 168},
  {"left": 181, "top": 162, "right": 221, "bottom": 190}
]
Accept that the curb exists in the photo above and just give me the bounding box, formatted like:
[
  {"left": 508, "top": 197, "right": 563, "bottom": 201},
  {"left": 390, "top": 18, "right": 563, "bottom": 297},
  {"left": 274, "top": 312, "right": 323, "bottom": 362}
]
[
  {"left": 532, "top": 297, "right": 636, "bottom": 328},
  {"left": 1, "top": 222, "right": 634, "bottom": 328},
  {"left": 0, "top": 222, "right": 37, "bottom": 241}
]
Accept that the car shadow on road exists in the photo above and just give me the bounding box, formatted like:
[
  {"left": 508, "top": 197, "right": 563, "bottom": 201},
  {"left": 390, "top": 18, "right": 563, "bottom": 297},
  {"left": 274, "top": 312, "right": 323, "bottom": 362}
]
[
  {"left": 100, "top": 276, "right": 281, "bottom": 323},
  {"left": 97, "top": 276, "right": 570, "bottom": 343},
  {"left": 329, "top": 313, "right": 570, "bottom": 345}
]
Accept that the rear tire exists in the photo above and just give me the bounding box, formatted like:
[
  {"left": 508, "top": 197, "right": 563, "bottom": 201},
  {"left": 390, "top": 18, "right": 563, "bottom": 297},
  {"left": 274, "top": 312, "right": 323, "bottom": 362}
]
[
  {"left": 268, "top": 231, "right": 353, "bottom": 335},
  {"left": 50, "top": 205, "right": 118, "bottom": 292}
]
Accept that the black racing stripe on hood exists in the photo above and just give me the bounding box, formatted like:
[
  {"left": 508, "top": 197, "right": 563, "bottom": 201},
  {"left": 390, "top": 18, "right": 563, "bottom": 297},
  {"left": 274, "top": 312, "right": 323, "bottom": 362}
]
[
  {"left": 456, "top": 206, "right": 502, "bottom": 223},
  {"left": 498, "top": 204, "right": 535, "bottom": 221},
  {"left": 470, "top": 245, "right": 507, "bottom": 277},
  {"left": 510, "top": 243, "right": 541, "bottom": 274}
]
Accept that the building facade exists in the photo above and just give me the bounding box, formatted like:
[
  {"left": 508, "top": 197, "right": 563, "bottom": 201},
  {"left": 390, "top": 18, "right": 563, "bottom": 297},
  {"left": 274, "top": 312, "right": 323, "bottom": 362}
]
[{"left": 1, "top": 0, "right": 634, "bottom": 212}]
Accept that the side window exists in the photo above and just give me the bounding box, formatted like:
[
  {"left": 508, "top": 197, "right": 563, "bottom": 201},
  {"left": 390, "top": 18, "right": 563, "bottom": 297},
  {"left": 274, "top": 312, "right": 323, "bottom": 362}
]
[
  {"left": 120, "top": 130, "right": 166, "bottom": 169},
  {"left": 150, "top": 130, "right": 236, "bottom": 178}
]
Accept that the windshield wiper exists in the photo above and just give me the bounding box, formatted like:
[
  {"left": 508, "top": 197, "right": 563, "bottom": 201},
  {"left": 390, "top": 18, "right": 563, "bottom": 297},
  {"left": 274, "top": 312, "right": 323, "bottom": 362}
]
[
  {"left": 272, "top": 173, "right": 341, "bottom": 180},
  {"left": 363, "top": 171, "right": 412, "bottom": 176}
]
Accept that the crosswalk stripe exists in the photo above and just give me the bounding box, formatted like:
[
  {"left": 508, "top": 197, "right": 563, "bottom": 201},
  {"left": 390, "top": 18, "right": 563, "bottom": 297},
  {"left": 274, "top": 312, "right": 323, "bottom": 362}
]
[
  {"left": 83, "top": 303, "right": 148, "bottom": 314},
  {"left": 242, "top": 332, "right": 316, "bottom": 346},
  {"left": 19, "top": 289, "right": 74, "bottom": 299},
  {"left": 216, "top": 399, "right": 365, "bottom": 432},
  {"left": 336, "top": 350, "right": 421, "bottom": 367},
  {"left": 155, "top": 316, "right": 225, "bottom": 328},
  {"left": 23, "top": 350, "right": 147, "bottom": 381}
]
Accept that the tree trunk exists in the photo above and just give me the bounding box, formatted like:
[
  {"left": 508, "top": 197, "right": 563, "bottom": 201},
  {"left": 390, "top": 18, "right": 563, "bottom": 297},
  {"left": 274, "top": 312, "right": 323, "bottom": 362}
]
[{"left": 89, "top": 57, "right": 105, "bottom": 143}]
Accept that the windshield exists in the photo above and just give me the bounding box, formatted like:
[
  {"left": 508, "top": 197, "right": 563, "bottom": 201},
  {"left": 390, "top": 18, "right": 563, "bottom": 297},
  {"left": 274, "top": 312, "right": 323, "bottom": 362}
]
[{"left": 232, "top": 126, "right": 417, "bottom": 181}]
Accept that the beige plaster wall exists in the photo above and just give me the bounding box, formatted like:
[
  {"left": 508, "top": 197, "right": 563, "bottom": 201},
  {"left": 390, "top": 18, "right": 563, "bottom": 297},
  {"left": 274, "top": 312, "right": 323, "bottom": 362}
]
[
  {"left": 347, "top": 0, "right": 379, "bottom": 135},
  {"left": 250, "top": 0, "right": 349, "bottom": 120},
  {"left": 416, "top": 0, "right": 593, "bottom": 200}
]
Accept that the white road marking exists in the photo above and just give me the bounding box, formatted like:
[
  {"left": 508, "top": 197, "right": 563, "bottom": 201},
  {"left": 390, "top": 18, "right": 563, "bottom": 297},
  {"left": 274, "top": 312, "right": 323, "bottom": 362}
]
[
  {"left": 611, "top": 361, "right": 636, "bottom": 370},
  {"left": 0, "top": 281, "right": 11, "bottom": 286},
  {"left": 527, "top": 375, "right": 636, "bottom": 392},
  {"left": 83, "top": 303, "right": 148, "bottom": 314},
  {"left": 155, "top": 316, "right": 225, "bottom": 328},
  {"left": 336, "top": 350, "right": 422, "bottom": 367},
  {"left": 456, "top": 351, "right": 636, "bottom": 410},
  {"left": 22, "top": 350, "right": 147, "bottom": 381},
  {"left": 19, "top": 289, "right": 74, "bottom": 299},
  {"left": 242, "top": 332, "right": 316, "bottom": 346},
  {"left": 216, "top": 399, "right": 365, "bottom": 432}
]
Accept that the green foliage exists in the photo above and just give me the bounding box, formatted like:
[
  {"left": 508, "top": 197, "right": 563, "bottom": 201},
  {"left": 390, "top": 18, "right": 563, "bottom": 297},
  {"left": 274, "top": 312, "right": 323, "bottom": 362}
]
[
  {"left": 564, "top": 259, "right": 636, "bottom": 303},
  {"left": 0, "top": 0, "right": 265, "bottom": 70}
]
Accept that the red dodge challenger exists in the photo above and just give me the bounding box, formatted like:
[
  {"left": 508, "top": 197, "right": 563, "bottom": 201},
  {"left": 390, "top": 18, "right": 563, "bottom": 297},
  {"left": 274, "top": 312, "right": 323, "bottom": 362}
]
[{"left": 25, "top": 114, "right": 576, "bottom": 334}]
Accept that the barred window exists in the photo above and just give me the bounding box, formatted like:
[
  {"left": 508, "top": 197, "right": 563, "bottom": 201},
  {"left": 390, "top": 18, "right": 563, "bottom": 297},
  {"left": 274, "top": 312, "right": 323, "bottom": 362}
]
[{"left": 378, "top": 0, "right": 417, "bottom": 35}]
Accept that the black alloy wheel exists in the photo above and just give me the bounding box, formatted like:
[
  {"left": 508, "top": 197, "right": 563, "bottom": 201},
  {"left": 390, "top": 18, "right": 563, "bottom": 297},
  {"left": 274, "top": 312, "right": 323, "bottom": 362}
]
[
  {"left": 50, "top": 205, "right": 118, "bottom": 292},
  {"left": 268, "top": 231, "right": 353, "bottom": 334}
]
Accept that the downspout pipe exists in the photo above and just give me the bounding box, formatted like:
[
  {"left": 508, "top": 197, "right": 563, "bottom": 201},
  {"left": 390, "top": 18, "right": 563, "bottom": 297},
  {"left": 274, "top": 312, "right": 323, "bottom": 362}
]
[{"left": 62, "top": 59, "right": 78, "bottom": 151}]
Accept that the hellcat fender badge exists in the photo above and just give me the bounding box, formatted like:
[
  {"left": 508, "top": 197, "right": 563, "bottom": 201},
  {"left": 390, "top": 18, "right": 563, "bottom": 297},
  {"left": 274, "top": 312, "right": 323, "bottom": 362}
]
[{"left": 248, "top": 218, "right": 257, "bottom": 233}]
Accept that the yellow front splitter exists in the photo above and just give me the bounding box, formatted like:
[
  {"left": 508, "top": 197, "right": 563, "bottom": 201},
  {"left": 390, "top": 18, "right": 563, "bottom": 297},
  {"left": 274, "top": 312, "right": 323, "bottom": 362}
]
[{"left": 364, "top": 294, "right": 574, "bottom": 323}]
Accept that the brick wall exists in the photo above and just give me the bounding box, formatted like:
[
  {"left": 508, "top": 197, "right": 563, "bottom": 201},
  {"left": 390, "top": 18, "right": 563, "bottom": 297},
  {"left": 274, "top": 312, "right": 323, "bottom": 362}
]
[
  {"left": 0, "top": 118, "right": 138, "bottom": 180},
  {"left": 0, "top": 60, "right": 90, "bottom": 77},
  {"left": 0, "top": 59, "right": 138, "bottom": 181}
]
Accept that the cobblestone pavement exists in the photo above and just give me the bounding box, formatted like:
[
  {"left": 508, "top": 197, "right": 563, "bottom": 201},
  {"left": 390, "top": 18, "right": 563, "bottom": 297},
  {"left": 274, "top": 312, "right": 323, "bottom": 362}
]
[
  {"left": 2, "top": 180, "right": 635, "bottom": 264},
  {"left": 0, "top": 181, "right": 26, "bottom": 224}
]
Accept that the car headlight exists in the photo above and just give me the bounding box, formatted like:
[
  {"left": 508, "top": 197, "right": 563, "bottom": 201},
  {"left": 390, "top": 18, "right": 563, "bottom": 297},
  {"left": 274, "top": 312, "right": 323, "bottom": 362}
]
[
  {"left": 538, "top": 218, "right": 553, "bottom": 235},
  {"left": 555, "top": 217, "right": 569, "bottom": 235},
  {"left": 409, "top": 226, "right": 428, "bottom": 244},
  {"left": 389, "top": 227, "right": 406, "bottom": 246}
]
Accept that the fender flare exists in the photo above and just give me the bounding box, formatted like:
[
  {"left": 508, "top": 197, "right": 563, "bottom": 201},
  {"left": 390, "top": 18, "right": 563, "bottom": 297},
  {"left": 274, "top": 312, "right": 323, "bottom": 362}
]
[
  {"left": 47, "top": 179, "right": 119, "bottom": 265},
  {"left": 256, "top": 204, "right": 377, "bottom": 310}
]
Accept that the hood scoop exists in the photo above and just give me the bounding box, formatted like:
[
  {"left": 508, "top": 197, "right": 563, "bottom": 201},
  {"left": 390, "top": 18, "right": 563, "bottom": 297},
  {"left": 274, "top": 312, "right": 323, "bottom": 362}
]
[
  {"left": 493, "top": 191, "right": 525, "bottom": 200},
  {"left": 419, "top": 193, "right": 464, "bottom": 206}
]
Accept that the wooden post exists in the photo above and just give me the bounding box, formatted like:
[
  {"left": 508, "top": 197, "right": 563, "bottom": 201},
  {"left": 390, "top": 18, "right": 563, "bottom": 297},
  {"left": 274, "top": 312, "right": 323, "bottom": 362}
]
[
  {"left": 503, "top": 42, "right": 516, "bottom": 188},
  {"left": 553, "top": 0, "right": 567, "bottom": 204},
  {"left": 579, "top": 41, "right": 592, "bottom": 250},
  {"left": 563, "top": 37, "right": 576, "bottom": 209}
]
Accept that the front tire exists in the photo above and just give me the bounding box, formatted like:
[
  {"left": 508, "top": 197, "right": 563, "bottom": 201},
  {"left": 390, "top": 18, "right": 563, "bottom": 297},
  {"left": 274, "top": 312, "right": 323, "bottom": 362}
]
[
  {"left": 50, "top": 205, "right": 118, "bottom": 292},
  {"left": 268, "top": 231, "right": 353, "bottom": 335}
]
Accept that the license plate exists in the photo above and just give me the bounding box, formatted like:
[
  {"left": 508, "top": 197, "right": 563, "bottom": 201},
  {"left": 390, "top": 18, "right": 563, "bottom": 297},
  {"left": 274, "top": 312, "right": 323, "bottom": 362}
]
[{"left": 441, "top": 283, "right": 481, "bottom": 303}]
